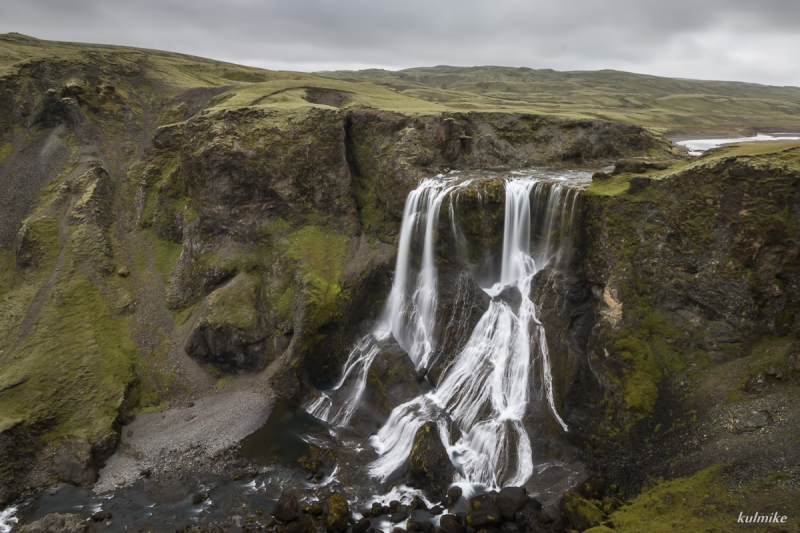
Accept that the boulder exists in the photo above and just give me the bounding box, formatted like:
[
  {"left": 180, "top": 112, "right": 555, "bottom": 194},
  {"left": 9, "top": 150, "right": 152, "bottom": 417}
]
[
  {"left": 285, "top": 517, "right": 314, "bottom": 533},
  {"left": 466, "top": 494, "right": 502, "bottom": 529},
  {"left": 591, "top": 171, "right": 612, "bottom": 182},
  {"left": 20, "top": 513, "right": 95, "bottom": 533},
  {"left": 353, "top": 517, "right": 371, "bottom": 533},
  {"left": 324, "top": 493, "right": 350, "bottom": 533},
  {"left": 273, "top": 492, "right": 299, "bottom": 522},
  {"left": 626, "top": 176, "right": 652, "bottom": 194},
  {"left": 439, "top": 514, "right": 464, "bottom": 533},
  {"left": 496, "top": 486, "right": 529, "bottom": 519},
  {"left": 560, "top": 491, "right": 604, "bottom": 531},
  {"left": 406, "top": 422, "right": 456, "bottom": 499}
]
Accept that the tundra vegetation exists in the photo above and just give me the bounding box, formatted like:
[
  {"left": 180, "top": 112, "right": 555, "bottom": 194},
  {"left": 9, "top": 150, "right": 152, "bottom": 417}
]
[{"left": 0, "top": 33, "right": 799, "bottom": 531}]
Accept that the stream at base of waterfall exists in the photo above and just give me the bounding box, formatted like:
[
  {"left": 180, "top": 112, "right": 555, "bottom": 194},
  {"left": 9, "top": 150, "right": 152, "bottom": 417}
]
[{"left": 306, "top": 169, "right": 591, "bottom": 505}]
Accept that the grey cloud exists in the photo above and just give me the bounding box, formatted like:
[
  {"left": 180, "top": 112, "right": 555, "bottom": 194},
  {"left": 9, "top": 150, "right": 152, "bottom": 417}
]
[{"left": 1, "top": 0, "right": 799, "bottom": 86}]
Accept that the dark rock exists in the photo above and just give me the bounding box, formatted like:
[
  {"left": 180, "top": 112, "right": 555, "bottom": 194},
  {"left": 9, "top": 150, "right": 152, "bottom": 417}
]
[
  {"left": 184, "top": 274, "right": 275, "bottom": 372},
  {"left": 429, "top": 505, "right": 443, "bottom": 515},
  {"left": 391, "top": 512, "right": 407, "bottom": 524},
  {"left": 731, "top": 409, "right": 773, "bottom": 434},
  {"left": 406, "top": 519, "right": 423, "bottom": 531},
  {"left": 494, "top": 284, "right": 523, "bottom": 311},
  {"left": 499, "top": 522, "right": 520, "bottom": 533},
  {"left": 370, "top": 502, "right": 385, "bottom": 516},
  {"left": 51, "top": 437, "right": 99, "bottom": 486},
  {"left": 447, "top": 486, "right": 463, "bottom": 500},
  {"left": 273, "top": 492, "right": 299, "bottom": 522},
  {"left": 560, "top": 491, "right": 604, "bottom": 531},
  {"left": 139, "top": 468, "right": 151, "bottom": 478},
  {"left": 19, "top": 513, "right": 95, "bottom": 533},
  {"left": 466, "top": 494, "right": 502, "bottom": 529},
  {"left": 324, "top": 493, "right": 350, "bottom": 533},
  {"left": 550, "top": 514, "right": 569, "bottom": 533},
  {"left": 592, "top": 171, "right": 612, "bottom": 182},
  {"left": 309, "top": 501, "right": 324, "bottom": 516},
  {"left": 626, "top": 176, "right": 652, "bottom": 194},
  {"left": 410, "top": 495, "right": 428, "bottom": 511},
  {"left": 91, "top": 511, "right": 111, "bottom": 522},
  {"left": 576, "top": 473, "right": 605, "bottom": 500},
  {"left": 430, "top": 272, "right": 492, "bottom": 386},
  {"left": 285, "top": 517, "right": 315, "bottom": 533},
  {"left": 495, "top": 486, "right": 528, "bottom": 519},
  {"left": 389, "top": 500, "right": 401, "bottom": 513},
  {"left": 439, "top": 514, "right": 464, "bottom": 533},
  {"left": 192, "top": 492, "right": 209, "bottom": 505},
  {"left": 537, "top": 510, "right": 554, "bottom": 527},
  {"left": 406, "top": 422, "right": 456, "bottom": 500},
  {"left": 354, "top": 517, "right": 371, "bottom": 533},
  {"left": 421, "top": 521, "right": 435, "bottom": 533}
]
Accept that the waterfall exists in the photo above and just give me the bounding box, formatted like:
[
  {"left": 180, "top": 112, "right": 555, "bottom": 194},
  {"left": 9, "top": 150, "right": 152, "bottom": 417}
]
[
  {"left": 308, "top": 171, "right": 584, "bottom": 491},
  {"left": 307, "top": 176, "right": 468, "bottom": 426}
]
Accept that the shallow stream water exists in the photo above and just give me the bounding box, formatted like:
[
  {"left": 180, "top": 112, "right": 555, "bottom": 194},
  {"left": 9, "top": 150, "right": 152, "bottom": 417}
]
[{"left": 675, "top": 132, "right": 800, "bottom": 155}]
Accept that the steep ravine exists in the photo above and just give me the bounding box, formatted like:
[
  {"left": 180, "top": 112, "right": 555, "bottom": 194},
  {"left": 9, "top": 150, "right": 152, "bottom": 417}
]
[
  {"left": 1, "top": 45, "right": 799, "bottom": 532},
  {"left": 0, "top": 51, "right": 670, "bottom": 511}
]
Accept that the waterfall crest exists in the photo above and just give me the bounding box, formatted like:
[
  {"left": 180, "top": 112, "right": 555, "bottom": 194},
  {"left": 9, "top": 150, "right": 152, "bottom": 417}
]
[{"left": 308, "top": 171, "right": 585, "bottom": 491}]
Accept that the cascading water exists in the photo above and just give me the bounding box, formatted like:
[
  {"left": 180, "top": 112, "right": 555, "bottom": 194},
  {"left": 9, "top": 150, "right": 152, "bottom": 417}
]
[
  {"left": 307, "top": 177, "right": 468, "bottom": 426},
  {"left": 308, "top": 170, "right": 584, "bottom": 494}
]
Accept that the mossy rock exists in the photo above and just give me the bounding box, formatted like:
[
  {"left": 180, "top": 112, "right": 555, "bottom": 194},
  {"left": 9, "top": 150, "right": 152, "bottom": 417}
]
[
  {"left": 561, "top": 491, "right": 605, "bottom": 531},
  {"left": 407, "top": 422, "right": 455, "bottom": 499},
  {"left": 324, "top": 492, "right": 350, "bottom": 533}
]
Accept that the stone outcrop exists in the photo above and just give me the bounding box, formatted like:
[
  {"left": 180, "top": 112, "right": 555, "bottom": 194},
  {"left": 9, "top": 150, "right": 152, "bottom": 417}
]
[{"left": 406, "top": 422, "right": 456, "bottom": 499}]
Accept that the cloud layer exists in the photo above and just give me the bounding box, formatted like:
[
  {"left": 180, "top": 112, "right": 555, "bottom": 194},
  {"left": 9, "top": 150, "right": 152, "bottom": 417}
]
[{"left": 2, "top": 0, "right": 799, "bottom": 86}]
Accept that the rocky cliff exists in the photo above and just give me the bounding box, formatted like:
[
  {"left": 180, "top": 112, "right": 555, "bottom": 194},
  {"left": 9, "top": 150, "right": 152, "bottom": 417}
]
[
  {"left": 528, "top": 146, "right": 800, "bottom": 530},
  {"left": 0, "top": 35, "right": 669, "bottom": 505}
]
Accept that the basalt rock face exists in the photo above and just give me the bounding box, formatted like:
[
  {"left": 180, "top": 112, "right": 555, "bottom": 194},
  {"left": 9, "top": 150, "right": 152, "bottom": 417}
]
[
  {"left": 346, "top": 110, "right": 668, "bottom": 240},
  {"left": 563, "top": 152, "right": 800, "bottom": 504},
  {"left": 532, "top": 268, "right": 603, "bottom": 434}
]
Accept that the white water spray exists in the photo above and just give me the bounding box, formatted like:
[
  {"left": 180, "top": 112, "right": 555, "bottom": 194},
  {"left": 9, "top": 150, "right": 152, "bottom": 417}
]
[
  {"left": 307, "top": 177, "right": 467, "bottom": 426},
  {"left": 310, "top": 172, "right": 583, "bottom": 491}
]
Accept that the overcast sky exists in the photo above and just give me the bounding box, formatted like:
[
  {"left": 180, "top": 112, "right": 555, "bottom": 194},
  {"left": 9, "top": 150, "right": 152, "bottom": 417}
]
[{"left": 2, "top": 0, "right": 799, "bottom": 87}]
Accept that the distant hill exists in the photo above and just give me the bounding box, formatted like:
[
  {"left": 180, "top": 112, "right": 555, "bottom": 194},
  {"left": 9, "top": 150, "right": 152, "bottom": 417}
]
[
  {"left": 2, "top": 34, "right": 800, "bottom": 135},
  {"left": 318, "top": 65, "right": 800, "bottom": 135}
]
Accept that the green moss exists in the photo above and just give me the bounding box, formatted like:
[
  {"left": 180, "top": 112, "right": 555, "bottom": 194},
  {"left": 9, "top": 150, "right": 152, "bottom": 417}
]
[
  {"left": 286, "top": 225, "right": 347, "bottom": 330},
  {"left": 0, "top": 141, "right": 13, "bottom": 163},
  {"left": 214, "top": 375, "right": 233, "bottom": 389},
  {"left": 206, "top": 273, "right": 261, "bottom": 331},
  {"left": 325, "top": 493, "right": 350, "bottom": 532},
  {"left": 144, "top": 229, "right": 183, "bottom": 279},
  {"left": 727, "top": 336, "right": 796, "bottom": 403},
  {"left": 276, "top": 285, "right": 295, "bottom": 319},
  {"left": 562, "top": 491, "right": 605, "bottom": 531},
  {"left": 18, "top": 215, "right": 61, "bottom": 272},
  {"left": 0, "top": 275, "right": 138, "bottom": 444},
  {"left": 172, "top": 298, "right": 202, "bottom": 326},
  {"left": 600, "top": 467, "right": 729, "bottom": 533}
]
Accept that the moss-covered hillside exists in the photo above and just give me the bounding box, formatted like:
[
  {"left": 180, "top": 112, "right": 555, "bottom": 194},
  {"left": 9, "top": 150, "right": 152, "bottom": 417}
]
[
  {"left": 0, "top": 34, "right": 671, "bottom": 504},
  {"left": 1, "top": 33, "right": 799, "bottom": 531},
  {"left": 551, "top": 142, "right": 800, "bottom": 531},
  {"left": 320, "top": 66, "right": 800, "bottom": 135}
]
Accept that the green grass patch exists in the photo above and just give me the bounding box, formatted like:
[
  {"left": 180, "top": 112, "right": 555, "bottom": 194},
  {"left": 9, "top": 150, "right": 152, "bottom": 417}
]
[
  {"left": 0, "top": 141, "right": 12, "bottom": 162},
  {"left": 286, "top": 225, "right": 348, "bottom": 330},
  {"left": 0, "top": 274, "right": 138, "bottom": 444},
  {"left": 592, "top": 465, "right": 800, "bottom": 533},
  {"left": 144, "top": 229, "right": 183, "bottom": 279},
  {"left": 206, "top": 273, "right": 260, "bottom": 331}
]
